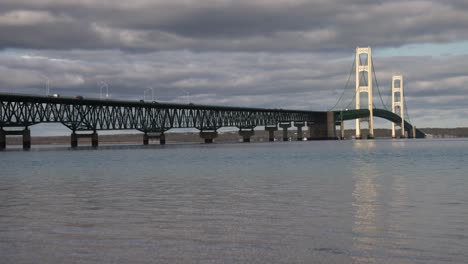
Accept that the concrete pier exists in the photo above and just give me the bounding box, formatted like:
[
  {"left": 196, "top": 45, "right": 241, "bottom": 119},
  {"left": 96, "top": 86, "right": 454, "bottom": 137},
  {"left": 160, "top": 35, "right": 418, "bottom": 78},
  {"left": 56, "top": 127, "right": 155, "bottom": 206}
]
[
  {"left": 340, "top": 121, "right": 345, "bottom": 140},
  {"left": 395, "top": 128, "right": 406, "bottom": 139},
  {"left": 327, "top": 112, "right": 336, "bottom": 139},
  {"left": 279, "top": 122, "right": 291, "bottom": 141},
  {"left": 143, "top": 132, "right": 166, "bottom": 145},
  {"left": 294, "top": 121, "right": 305, "bottom": 141},
  {"left": 0, "top": 129, "right": 6, "bottom": 150},
  {"left": 71, "top": 131, "right": 99, "bottom": 148},
  {"left": 238, "top": 129, "right": 255, "bottom": 142},
  {"left": 392, "top": 127, "right": 406, "bottom": 139},
  {"left": 200, "top": 131, "right": 218, "bottom": 143},
  {"left": 91, "top": 132, "right": 98, "bottom": 147},
  {"left": 392, "top": 129, "right": 407, "bottom": 139},
  {"left": 0, "top": 128, "right": 31, "bottom": 150},
  {"left": 71, "top": 132, "right": 78, "bottom": 147},
  {"left": 307, "top": 121, "right": 324, "bottom": 140},
  {"left": 265, "top": 126, "right": 278, "bottom": 142},
  {"left": 23, "top": 129, "right": 31, "bottom": 150},
  {"left": 307, "top": 112, "right": 337, "bottom": 140}
]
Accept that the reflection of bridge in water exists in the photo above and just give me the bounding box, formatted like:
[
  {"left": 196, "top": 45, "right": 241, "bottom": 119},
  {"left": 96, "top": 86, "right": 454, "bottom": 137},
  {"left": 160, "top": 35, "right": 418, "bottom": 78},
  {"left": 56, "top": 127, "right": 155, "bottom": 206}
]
[{"left": 0, "top": 47, "right": 425, "bottom": 150}]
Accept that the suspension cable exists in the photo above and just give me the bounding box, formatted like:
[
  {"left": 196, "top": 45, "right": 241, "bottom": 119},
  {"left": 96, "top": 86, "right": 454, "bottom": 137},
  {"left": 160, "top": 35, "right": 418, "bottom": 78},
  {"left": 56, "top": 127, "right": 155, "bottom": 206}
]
[
  {"left": 403, "top": 89, "right": 411, "bottom": 123},
  {"left": 345, "top": 87, "right": 358, "bottom": 110},
  {"left": 328, "top": 56, "right": 356, "bottom": 111},
  {"left": 371, "top": 55, "right": 389, "bottom": 110}
]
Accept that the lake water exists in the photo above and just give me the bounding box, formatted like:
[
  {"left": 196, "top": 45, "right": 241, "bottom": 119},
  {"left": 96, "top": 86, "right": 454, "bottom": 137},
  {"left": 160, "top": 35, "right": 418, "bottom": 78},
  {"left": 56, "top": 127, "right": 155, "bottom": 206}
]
[{"left": 0, "top": 139, "right": 467, "bottom": 263}]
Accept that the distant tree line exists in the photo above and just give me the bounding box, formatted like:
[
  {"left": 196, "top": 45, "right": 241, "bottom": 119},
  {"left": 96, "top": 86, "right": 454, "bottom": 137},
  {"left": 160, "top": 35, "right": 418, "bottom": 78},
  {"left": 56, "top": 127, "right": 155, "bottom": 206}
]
[{"left": 418, "top": 128, "right": 468, "bottom": 138}]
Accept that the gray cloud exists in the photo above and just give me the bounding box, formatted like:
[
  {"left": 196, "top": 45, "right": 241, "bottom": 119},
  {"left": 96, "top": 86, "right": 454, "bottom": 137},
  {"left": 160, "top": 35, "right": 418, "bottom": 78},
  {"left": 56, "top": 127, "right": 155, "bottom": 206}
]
[
  {"left": 0, "top": 0, "right": 467, "bottom": 129},
  {"left": 1, "top": 1, "right": 468, "bottom": 52}
]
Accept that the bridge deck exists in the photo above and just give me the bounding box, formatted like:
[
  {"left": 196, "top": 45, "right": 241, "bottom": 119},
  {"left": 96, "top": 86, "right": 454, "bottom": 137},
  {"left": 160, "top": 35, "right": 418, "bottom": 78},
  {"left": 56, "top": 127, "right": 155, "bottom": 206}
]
[
  {"left": 0, "top": 93, "right": 325, "bottom": 131},
  {"left": 0, "top": 93, "right": 424, "bottom": 138},
  {"left": 0, "top": 93, "right": 318, "bottom": 113}
]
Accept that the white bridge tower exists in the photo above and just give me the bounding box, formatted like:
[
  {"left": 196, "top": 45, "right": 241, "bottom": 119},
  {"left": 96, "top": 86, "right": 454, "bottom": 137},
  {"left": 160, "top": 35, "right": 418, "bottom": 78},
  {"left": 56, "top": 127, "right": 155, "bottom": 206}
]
[
  {"left": 391, "top": 75, "right": 405, "bottom": 138},
  {"left": 355, "top": 47, "right": 374, "bottom": 139}
]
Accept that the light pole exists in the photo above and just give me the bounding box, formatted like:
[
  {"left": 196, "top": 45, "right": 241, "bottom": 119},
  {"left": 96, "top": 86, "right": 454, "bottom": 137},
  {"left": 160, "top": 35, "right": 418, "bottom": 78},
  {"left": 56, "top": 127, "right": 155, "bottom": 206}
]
[
  {"left": 99, "top": 81, "right": 109, "bottom": 99},
  {"left": 144, "top": 87, "right": 154, "bottom": 101},
  {"left": 39, "top": 74, "right": 50, "bottom": 96}
]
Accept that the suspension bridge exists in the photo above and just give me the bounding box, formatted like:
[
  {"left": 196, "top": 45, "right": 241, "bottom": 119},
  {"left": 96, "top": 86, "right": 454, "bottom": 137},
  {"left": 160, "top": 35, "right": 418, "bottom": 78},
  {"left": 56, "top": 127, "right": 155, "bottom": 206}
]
[
  {"left": 0, "top": 47, "right": 425, "bottom": 150},
  {"left": 329, "top": 47, "right": 425, "bottom": 139}
]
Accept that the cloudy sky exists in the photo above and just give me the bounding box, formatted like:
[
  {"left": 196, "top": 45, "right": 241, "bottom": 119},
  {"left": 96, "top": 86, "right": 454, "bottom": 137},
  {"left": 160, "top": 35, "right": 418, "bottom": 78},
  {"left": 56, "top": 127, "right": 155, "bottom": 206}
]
[{"left": 1, "top": 0, "right": 467, "bottom": 133}]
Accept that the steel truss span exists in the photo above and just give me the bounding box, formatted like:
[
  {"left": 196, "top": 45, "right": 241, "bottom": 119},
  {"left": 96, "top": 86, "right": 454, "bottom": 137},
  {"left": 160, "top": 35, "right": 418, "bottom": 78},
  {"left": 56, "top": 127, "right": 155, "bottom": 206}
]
[{"left": 0, "top": 93, "right": 325, "bottom": 132}]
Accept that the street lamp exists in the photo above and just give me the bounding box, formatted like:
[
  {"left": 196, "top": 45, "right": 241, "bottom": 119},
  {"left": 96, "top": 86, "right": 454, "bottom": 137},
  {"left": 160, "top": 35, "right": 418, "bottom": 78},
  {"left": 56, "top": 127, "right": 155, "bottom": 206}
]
[
  {"left": 99, "top": 81, "right": 109, "bottom": 99},
  {"left": 38, "top": 74, "right": 50, "bottom": 96},
  {"left": 144, "top": 87, "right": 154, "bottom": 101}
]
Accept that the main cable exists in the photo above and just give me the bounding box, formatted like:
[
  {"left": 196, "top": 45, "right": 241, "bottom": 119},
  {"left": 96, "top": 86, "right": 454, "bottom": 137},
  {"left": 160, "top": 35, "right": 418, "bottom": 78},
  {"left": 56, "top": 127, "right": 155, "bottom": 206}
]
[
  {"left": 403, "top": 88, "right": 412, "bottom": 123},
  {"left": 328, "top": 56, "right": 356, "bottom": 111},
  {"left": 371, "top": 55, "right": 389, "bottom": 110}
]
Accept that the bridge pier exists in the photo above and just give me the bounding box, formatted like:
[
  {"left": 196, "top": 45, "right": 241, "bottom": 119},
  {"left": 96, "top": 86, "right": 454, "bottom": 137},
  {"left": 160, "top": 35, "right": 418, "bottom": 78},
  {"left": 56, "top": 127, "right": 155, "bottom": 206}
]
[
  {"left": 307, "top": 122, "right": 325, "bottom": 140},
  {"left": 92, "top": 132, "right": 98, "bottom": 147},
  {"left": 71, "top": 131, "right": 99, "bottom": 148},
  {"left": 392, "top": 126, "right": 406, "bottom": 139},
  {"left": 71, "top": 132, "right": 78, "bottom": 147},
  {"left": 294, "top": 122, "right": 305, "bottom": 141},
  {"left": 326, "top": 112, "right": 337, "bottom": 140},
  {"left": 0, "top": 128, "right": 31, "bottom": 150},
  {"left": 23, "top": 129, "right": 31, "bottom": 149},
  {"left": 265, "top": 126, "right": 278, "bottom": 142},
  {"left": 307, "top": 112, "right": 336, "bottom": 140},
  {"left": 367, "top": 128, "right": 375, "bottom": 139},
  {"left": 200, "top": 131, "right": 218, "bottom": 143},
  {"left": 238, "top": 129, "right": 255, "bottom": 142},
  {"left": 279, "top": 122, "right": 291, "bottom": 141},
  {"left": 340, "top": 121, "right": 345, "bottom": 140},
  {"left": 143, "top": 132, "right": 166, "bottom": 145},
  {"left": 0, "top": 129, "right": 5, "bottom": 150}
]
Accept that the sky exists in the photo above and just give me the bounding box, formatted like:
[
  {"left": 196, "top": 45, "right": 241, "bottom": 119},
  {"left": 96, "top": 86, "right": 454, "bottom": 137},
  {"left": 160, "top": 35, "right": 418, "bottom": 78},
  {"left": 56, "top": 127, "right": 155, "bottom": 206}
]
[{"left": 1, "top": 0, "right": 467, "bottom": 135}]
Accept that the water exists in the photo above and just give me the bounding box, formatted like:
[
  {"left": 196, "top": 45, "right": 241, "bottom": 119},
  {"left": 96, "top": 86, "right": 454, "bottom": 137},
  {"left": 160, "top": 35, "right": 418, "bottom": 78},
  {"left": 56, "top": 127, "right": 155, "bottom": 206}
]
[{"left": 1, "top": 139, "right": 467, "bottom": 263}]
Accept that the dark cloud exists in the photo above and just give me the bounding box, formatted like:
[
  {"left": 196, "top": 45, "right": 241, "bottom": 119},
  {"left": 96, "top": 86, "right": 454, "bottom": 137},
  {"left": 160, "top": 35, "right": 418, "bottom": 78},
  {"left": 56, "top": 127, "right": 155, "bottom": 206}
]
[
  {"left": 1, "top": 1, "right": 468, "bottom": 52},
  {"left": 0, "top": 0, "right": 467, "bottom": 128}
]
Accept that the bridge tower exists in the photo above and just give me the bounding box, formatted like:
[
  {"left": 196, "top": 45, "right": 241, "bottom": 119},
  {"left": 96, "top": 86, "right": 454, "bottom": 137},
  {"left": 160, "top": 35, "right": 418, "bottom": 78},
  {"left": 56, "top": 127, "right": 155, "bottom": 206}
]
[
  {"left": 391, "top": 75, "right": 405, "bottom": 138},
  {"left": 355, "top": 47, "right": 374, "bottom": 139}
]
